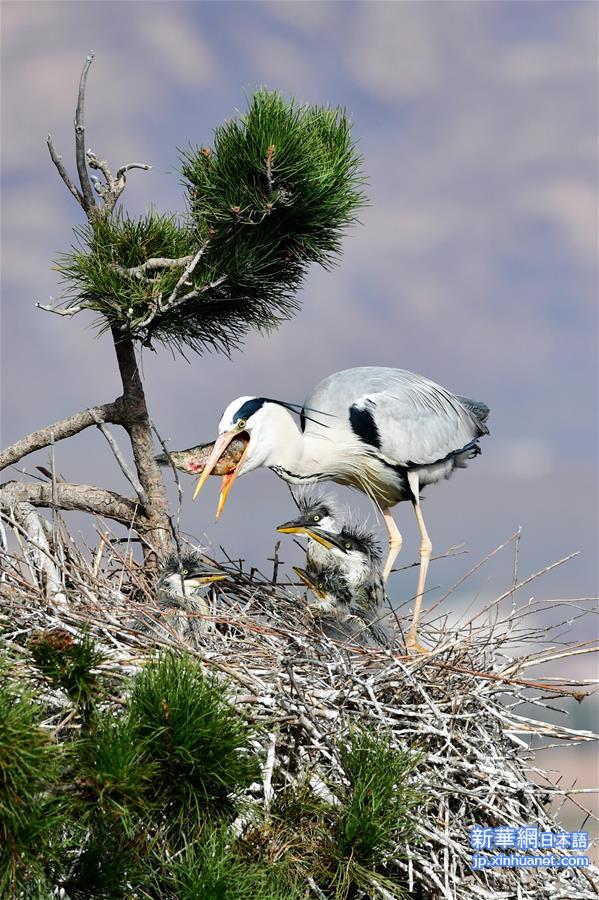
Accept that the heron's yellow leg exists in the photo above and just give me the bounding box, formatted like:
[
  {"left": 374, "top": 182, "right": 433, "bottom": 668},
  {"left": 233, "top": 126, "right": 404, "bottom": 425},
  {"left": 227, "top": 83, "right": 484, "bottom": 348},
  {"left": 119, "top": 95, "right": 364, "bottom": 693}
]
[
  {"left": 382, "top": 508, "right": 403, "bottom": 580},
  {"left": 405, "top": 471, "right": 432, "bottom": 654}
]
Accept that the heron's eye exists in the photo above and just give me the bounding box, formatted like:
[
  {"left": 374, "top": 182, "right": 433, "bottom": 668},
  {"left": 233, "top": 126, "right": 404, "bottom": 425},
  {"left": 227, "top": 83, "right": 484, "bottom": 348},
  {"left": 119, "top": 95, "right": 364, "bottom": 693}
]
[
  {"left": 345, "top": 542, "right": 352, "bottom": 550},
  {"left": 237, "top": 419, "right": 246, "bottom": 430},
  {"left": 182, "top": 569, "right": 189, "bottom": 575},
  {"left": 313, "top": 515, "right": 321, "bottom": 522}
]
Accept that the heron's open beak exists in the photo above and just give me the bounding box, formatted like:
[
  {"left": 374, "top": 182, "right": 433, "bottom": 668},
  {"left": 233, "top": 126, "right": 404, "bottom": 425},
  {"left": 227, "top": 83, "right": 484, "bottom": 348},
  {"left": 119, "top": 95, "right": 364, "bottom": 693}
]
[
  {"left": 277, "top": 520, "right": 348, "bottom": 553},
  {"left": 293, "top": 566, "right": 326, "bottom": 599},
  {"left": 192, "top": 430, "right": 251, "bottom": 519}
]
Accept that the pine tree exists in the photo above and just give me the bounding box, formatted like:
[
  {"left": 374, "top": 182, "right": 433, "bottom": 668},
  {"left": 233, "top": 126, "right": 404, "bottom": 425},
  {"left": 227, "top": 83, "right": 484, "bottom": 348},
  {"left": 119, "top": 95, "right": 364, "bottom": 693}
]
[{"left": 0, "top": 53, "right": 365, "bottom": 566}]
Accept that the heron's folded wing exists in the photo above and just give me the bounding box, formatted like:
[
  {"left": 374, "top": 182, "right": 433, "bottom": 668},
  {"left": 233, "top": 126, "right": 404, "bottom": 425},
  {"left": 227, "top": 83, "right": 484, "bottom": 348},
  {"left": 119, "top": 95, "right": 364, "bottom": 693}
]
[{"left": 352, "top": 384, "right": 485, "bottom": 468}]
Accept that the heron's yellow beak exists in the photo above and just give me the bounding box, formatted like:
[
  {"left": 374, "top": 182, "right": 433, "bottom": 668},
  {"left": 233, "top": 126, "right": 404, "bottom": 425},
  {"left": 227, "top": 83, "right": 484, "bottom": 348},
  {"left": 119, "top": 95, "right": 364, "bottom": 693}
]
[{"left": 192, "top": 430, "right": 251, "bottom": 520}]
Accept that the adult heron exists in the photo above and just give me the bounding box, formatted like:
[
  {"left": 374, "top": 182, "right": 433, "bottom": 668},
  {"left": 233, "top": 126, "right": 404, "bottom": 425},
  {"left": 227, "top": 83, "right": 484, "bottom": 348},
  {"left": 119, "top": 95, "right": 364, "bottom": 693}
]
[{"left": 191, "top": 366, "right": 489, "bottom": 651}]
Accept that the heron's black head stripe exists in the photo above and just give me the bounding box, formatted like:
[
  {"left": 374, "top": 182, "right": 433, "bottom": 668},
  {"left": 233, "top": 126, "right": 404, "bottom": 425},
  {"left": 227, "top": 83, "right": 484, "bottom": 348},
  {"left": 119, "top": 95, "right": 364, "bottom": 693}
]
[
  {"left": 349, "top": 404, "right": 382, "bottom": 450},
  {"left": 231, "top": 397, "right": 331, "bottom": 430},
  {"left": 232, "top": 398, "right": 266, "bottom": 423}
]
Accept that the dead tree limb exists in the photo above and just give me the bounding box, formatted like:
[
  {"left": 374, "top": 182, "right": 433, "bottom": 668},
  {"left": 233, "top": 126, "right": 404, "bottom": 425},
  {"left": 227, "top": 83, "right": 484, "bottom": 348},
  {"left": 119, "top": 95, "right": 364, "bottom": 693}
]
[
  {"left": 75, "top": 51, "right": 97, "bottom": 215},
  {"left": 0, "top": 480, "right": 144, "bottom": 526},
  {"left": 0, "top": 401, "right": 125, "bottom": 471}
]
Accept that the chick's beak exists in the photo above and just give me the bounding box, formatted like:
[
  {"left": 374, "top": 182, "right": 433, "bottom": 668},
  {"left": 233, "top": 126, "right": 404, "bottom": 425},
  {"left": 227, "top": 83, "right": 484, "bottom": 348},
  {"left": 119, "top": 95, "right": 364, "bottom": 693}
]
[
  {"left": 293, "top": 566, "right": 325, "bottom": 599},
  {"left": 276, "top": 519, "right": 308, "bottom": 536},
  {"left": 185, "top": 573, "right": 228, "bottom": 588},
  {"left": 277, "top": 521, "right": 348, "bottom": 553}
]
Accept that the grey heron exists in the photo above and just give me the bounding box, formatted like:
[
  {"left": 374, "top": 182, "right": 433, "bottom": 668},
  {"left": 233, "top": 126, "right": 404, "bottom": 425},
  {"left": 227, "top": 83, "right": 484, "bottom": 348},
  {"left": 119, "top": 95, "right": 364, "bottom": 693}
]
[
  {"left": 191, "top": 366, "right": 489, "bottom": 651},
  {"left": 294, "top": 564, "right": 391, "bottom": 649},
  {"left": 154, "top": 551, "right": 226, "bottom": 643}
]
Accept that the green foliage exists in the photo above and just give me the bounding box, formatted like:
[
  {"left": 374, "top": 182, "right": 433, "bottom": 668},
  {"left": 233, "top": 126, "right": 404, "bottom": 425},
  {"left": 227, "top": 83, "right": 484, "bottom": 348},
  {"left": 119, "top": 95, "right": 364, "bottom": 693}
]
[
  {"left": 256, "top": 728, "right": 423, "bottom": 898},
  {"left": 170, "top": 825, "right": 302, "bottom": 900},
  {"left": 0, "top": 640, "right": 423, "bottom": 899},
  {"left": 0, "top": 673, "right": 63, "bottom": 897},
  {"left": 58, "top": 90, "right": 365, "bottom": 354},
  {"left": 73, "top": 715, "right": 156, "bottom": 835},
  {"left": 336, "top": 727, "right": 421, "bottom": 866},
  {"left": 127, "top": 652, "right": 259, "bottom": 828},
  {"left": 29, "top": 628, "right": 105, "bottom": 721}
]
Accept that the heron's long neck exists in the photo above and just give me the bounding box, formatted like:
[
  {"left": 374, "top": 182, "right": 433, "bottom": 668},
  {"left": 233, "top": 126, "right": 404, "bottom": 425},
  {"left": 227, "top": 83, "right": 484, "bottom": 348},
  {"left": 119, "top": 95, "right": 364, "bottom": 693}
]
[{"left": 263, "top": 413, "right": 335, "bottom": 484}]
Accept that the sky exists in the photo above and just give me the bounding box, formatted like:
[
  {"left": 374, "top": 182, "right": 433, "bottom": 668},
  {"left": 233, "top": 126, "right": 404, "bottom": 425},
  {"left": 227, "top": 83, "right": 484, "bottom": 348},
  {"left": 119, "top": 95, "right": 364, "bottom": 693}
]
[{"left": 1, "top": 2, "right": 597, "bottom": 637}]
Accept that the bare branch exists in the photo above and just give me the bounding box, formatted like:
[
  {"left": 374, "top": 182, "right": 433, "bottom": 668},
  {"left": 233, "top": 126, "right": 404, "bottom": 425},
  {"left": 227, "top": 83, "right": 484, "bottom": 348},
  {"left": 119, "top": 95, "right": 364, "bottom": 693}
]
[
  {"left": 0, "top": 400, "right": 124, "bottom": 471},
  {"left": 164, "top": 241, "right": 210, "bottom": 306},
  {"left": 115, "top": 162, "right": 152, "bottom": 180},
  {"left": 86, "top": 149, "right": 115, "bottom": 199},
  {"left": 75, "top": 51, "right": 97, "bottom": 213},
  {"left": 162, "top": 276, "right": 227, "bottom": 312},
  {"left": 8, "top": 503, "right": 67, "bottom": 606},
  {"left": 87, "top": 152, "right": 152, "bottom": 214},
  {"left": 150, "top": 420, "right": 183, "bottom": 553},
  {"left": 46, "top": 134, "right": 83, "bottom": 206},
  {"left": 90, "top": 410, "right": 148, "bottom": 507},
  {"left": 0, "top": 479, "right": 143, "bottom": 526},
  {"left": 112, "top": 255, "right": 195, "bottom": 280},
  {"left": 36, "top": 301, "right": 84, "bottom": 317}
]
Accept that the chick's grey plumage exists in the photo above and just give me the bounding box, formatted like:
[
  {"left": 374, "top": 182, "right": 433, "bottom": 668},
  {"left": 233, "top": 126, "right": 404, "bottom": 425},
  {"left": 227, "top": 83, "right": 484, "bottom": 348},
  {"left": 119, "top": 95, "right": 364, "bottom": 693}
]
[
  {"left": 278, "top": 491, "right": 387, "bottom": 610},
  {"left": 300, "top": 565, "right": 391, "bottom": 649},
  {"left": 154, "top": 551, "right": 221, "bottom": 644}
]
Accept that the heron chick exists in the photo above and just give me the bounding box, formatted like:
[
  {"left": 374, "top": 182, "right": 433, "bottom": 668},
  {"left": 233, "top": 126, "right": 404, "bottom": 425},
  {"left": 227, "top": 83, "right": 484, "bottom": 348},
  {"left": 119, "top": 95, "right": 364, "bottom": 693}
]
[
  {"left": 277, "top": 492, "right": 386, "bottom": 611},
  {"left": 294, "top": 564, "right": 391, "bottom": 649},
  {"left": 154, "top": 551, "right": 226, "bottom": 643}
]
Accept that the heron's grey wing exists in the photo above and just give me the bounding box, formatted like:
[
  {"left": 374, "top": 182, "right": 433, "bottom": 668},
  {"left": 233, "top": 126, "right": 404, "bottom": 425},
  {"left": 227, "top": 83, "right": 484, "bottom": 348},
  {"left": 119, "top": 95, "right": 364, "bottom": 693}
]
[
  {"left": 455, "top": 396, "right": 490, "bottom": 432},
  {"left": 352, "top": 390, "right": 480, "bottom": 467},
  {"left": 304, "top": 367, "right": 488, "bottom": 466}
]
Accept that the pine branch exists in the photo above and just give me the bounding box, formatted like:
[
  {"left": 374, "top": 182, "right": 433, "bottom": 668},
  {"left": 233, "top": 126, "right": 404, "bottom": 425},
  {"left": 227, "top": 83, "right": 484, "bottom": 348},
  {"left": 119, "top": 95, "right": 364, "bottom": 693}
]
[{"left": 112, "top": 254, "right": 195, "bottom": 280}]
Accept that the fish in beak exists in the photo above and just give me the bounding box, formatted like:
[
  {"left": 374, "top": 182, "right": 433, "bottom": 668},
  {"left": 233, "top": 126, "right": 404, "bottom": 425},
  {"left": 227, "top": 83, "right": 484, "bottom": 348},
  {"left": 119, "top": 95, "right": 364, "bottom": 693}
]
[
  {"left": 192, "top": 431, "right": 251, "bottom": 518},
  {"left": 277, "top": 519, "right": 349, "bottom": 553}
]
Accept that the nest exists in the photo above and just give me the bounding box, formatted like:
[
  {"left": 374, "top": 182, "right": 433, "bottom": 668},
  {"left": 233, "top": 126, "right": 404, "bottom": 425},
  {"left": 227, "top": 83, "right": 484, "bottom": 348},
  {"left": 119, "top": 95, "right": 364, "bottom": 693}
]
[{"left": 0, "top": 515, "right": 598, "bottom": 900}]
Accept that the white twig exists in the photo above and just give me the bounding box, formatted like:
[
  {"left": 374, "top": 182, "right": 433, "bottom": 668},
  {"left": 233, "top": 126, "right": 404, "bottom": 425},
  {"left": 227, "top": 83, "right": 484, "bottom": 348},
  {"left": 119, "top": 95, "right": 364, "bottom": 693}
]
[
  {"left": 36, "top": 302, "right": 84, "bottom": 317},
  {"left": 90, "top": 411, "right": 148, "bottom": 507}
]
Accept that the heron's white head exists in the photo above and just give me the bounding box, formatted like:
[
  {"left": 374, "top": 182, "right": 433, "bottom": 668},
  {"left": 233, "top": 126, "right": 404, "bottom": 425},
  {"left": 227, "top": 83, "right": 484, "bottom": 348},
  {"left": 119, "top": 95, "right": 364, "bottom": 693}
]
[{"left": 192, "top": 396, "right": 299, "bottom": 517}]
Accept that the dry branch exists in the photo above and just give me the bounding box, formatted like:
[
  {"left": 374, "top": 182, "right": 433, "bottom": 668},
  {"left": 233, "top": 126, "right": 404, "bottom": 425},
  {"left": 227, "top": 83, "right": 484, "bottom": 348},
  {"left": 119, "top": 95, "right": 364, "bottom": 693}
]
[
  {"left": 0, "top": 400, "right": 124, "bottom": 471},
  {"left": 0, "top": 480, "right": 143, "bottom": 526},
  {"left": 1, "top": 528, "right": 597, "bottom": 899},
  {"left": 46, "top": 134, "right": 83, "bottom": 207}
]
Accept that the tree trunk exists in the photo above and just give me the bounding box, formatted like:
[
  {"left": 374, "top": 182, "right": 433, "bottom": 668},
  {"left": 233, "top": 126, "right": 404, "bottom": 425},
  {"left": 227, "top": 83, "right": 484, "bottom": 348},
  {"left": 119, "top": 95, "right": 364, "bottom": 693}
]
[{"left": 111, "top": 328, "right": 173, "bottom": 561}]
